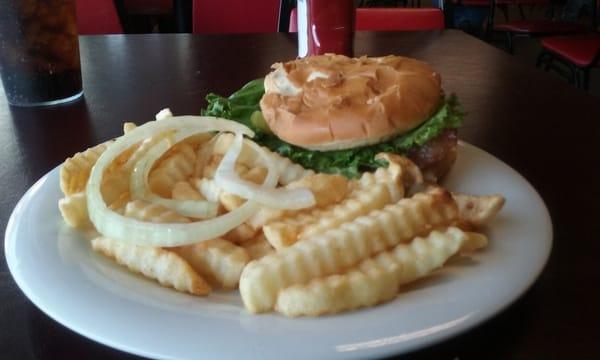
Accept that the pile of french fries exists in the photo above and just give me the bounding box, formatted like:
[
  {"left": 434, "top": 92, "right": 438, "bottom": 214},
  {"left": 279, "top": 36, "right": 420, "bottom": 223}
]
[{"left": 58, "top": 119, "right": 505, "bottom": 317}]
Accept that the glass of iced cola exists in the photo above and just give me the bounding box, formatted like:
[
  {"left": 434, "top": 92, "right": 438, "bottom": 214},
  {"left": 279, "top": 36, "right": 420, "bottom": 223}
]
[{"left": 0, "top": 0, "right": 82, "bottom": 106}]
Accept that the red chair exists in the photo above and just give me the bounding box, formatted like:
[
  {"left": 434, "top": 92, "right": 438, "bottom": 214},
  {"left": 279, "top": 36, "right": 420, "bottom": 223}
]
[
  {"left": 76, "top": 0, "right": 123, "bottom": 34},
  {"left": 289, "top": 8, "right": 445, "bottom": 32},
  {"left": 536, "top": 34, "right": 600, "bottom": 90},
  {"left": 490, "top": 0, "right": 588, "bottom": 53},
  {"left": 452, "top": 0, "right": 548, "bottom": 29},
  {"left": 192, "top": 0, "right": 281, "bottom": 34}
]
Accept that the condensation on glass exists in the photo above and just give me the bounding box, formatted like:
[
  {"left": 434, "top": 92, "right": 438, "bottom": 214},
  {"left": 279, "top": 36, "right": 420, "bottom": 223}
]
[{"left": 0, "top": 0, "right": 82, "bottom": 106}]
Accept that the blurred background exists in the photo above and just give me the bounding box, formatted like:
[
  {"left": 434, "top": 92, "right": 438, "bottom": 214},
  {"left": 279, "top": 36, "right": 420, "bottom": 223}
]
[{"left": 90, "top": 0, "right": 599, "bottom": 95}]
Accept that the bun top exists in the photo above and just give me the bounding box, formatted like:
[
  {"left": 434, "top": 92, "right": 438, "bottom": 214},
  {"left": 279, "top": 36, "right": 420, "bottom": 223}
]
[{"left": 259, "top": 54, "right": 442, "bottom": 151}]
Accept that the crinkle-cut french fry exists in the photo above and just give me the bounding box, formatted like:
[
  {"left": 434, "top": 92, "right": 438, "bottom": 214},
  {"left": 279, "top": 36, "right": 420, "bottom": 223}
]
[
  {"left": 452, "top": 192, "right": 505, "bottom": 227},
  {"left": 275, "top": 227, "right": 467, "bottom": 317},
  {"left": 101, "top": 169, "right": 130, "bottom": 206},
  {"left": 246, "top": 174, "right": 350, "bottom": 230},
  {"left": 108, "top": 192, "right": 131, "bottom": 214},
  {"left": 58, "top": 192, "right": 92, "bottom": 229},
  {"left": 219, "top": 192, "right": 245, "bottom": 212},
  {"left": 461, "top": 232, "right": 488, "bottom": 252},
  {"left": 218, "top": 166, "right": 269, "bottom": 211},
  {"left": 194, "top": 135, "right": 216, "bottom": 178},
  {"left": 209, "top": 132, "right": 234, "bottom": 155},
  {"left": 241, "top": 234, "right": 274, "bottom": 260},
  {"left": 123, "top": 122, "right": 137, "bottom": 134},
  {"left": 148, "top": 143, "right": 196, "bottom": 198},
  {"left": 181, "top": 133, "right": 214, "bottom": 151},
  {"left": 96, "top": 142, "right": 133, "bottom": 206},
  {"left": 109, "top": 134, "right": 180, "bottom": 199},
  {"left": 202, "top": 154, "right": 251, "bottom": 180},
  {"left": 239, "top": 189, "right": 458, "bottom": 313},
  {"left": 112, "top": 130, "right": 180, "bottom": 174},
  {"left": 357, "top": 156, "right": 405, "bottom": 201},
  {"left": 173, "top": 238, "right": 249, "bottom": 289},
  {"left": 60, "top": 141, "right": 112, "bottom": 196},
  {"left": 202, "top": 154, "right": 223, "bottom": 179},
  {"left": 272, "top": 153, "right": 315, "bottom": 185},
  {"left": 109, "top": 143, "right": 139, "bottom": 173},
  {"left": 202, "top": 154, "right": 243, "bottom": 179},
  {"left": 114, "top": 134, "right": 204, "bottom": 197},
  {"left": 262, "top": 159, "right": 404, "bottom": 249},
  {"left": 196, "top": 174, "right": 263, "bottom": 212},
  {"left": 287, "top": 173, "right": 350, "bottom": 208},
  {"left": 376, "top": 153, "right": 423, "bottom": 189},
  {"left": 192, "top": 133, "right": 233, "bottom": 176},
  {"left": 246, "top": 207, "right": 288, "bottom": 231},
  {"left": 121, "top": 131, "right": 177, "bottom": 172},
  {"left": 263, "top": 184, "right": 390, "bottom": 249},
  {"left": 124, "top": 200, "right": 190, "bottom": 223},
  {"left": 243, "top": 166, "right": 268, "bottom": 185},
  {"left": 208, "top": 133, "right": 314, "bottom": 185},
  {"left": 91, "top": 237, "right": 210, "bottom": 295},
  {"left": 224, "top": 223, "right": 257, "bottom": 244},
  {"left": 172, "top": 181, "right": 204, "bottom": 201},
  {"left": 278, "top": 261, "right": 398, "bottom": 317}
]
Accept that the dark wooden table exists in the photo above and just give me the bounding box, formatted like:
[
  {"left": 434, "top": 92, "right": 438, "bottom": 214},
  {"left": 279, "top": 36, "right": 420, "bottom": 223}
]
[{"left": 1, "top": 30, "right": 599, "bottom": 359}]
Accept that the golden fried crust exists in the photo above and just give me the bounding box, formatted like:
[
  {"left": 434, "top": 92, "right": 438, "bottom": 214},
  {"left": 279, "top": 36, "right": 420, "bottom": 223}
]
[
  {"left": 239, "top": 189, "right": 459, "bottom": 313},
  {"left": 275, "top": 228, "right": 468, "bottom": 317},
  {"left": 91, "top": 237, "right": 211, "bottom": 296}
]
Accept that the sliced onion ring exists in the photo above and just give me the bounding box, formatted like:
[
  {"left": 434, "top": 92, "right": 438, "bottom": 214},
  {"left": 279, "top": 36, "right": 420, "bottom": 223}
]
[
  {"left": 130, "top": 135, "right": 219, "bottom": 219},
  {"left": 215, "top": 134, "right": 316, "bottom": 210},
  {"left": 86, "top": 116, "right": 257, "bottom": 246},
  {"left": 123, "top": 130, "right": 176, "bottom": 171}
]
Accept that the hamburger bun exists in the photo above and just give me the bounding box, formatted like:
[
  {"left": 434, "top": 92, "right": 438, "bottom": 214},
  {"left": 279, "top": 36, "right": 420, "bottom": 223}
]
[{"left": 260, "top": 54, "right": 442, "bottom": 151}]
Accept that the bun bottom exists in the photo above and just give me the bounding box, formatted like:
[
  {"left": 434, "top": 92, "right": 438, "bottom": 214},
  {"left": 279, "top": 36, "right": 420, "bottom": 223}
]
[{"left": 406, "top": 129, "right": 458, "bottom": 182}]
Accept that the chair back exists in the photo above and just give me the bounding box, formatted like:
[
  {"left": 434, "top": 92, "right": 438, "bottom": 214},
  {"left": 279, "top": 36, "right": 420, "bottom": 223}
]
[
  {"left": 289, "top": 7, "right": 445, "bottom": 32},
  {"left": 456, "top": 0, "right": 548, "bottom": 5},
  {"left": 495, "top": 0, "right": 549, "bottom": 4},
  {"left": 193, "top": 0, "right": 281, "bottom": 34},
  {"left": 356, "top": 8, "right": 445, "bottom": 31},
  {"left": 76, "top": 0, "right": 123, "bottom": 34},
  {"left": 124, "top": 0, "right": 172, "bottom": 15}
]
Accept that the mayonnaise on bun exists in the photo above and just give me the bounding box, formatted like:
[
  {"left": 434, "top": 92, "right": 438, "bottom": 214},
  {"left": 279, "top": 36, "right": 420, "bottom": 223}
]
[{"left": 260, "top": 54, "right": 442, "bottom": 151}]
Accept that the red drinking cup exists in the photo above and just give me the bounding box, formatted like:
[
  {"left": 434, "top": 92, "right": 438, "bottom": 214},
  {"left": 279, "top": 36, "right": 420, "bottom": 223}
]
[{"left": 297, "top": 0, "right": 355, "bottom": 57}]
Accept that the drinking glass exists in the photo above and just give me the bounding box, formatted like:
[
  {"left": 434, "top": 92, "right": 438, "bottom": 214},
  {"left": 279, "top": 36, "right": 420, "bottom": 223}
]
[{"left": 0, "top": 0, "right": 83, "bottom": 106}]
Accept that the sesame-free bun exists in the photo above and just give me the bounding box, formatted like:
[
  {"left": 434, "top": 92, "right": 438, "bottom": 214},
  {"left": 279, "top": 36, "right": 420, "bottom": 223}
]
[{"left": 259, "top": 54, "right": 442, "bottom": 151}]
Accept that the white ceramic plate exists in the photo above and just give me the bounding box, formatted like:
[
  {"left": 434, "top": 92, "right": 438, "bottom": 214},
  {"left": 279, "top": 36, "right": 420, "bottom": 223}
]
[{"left": 5, "top": 142, "right": 552, "bottom": 360}]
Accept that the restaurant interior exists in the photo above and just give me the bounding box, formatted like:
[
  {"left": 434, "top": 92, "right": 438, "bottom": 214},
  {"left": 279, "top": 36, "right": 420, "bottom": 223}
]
[{"left": 77, "top": 0, "right": 599, "bottom": 95}]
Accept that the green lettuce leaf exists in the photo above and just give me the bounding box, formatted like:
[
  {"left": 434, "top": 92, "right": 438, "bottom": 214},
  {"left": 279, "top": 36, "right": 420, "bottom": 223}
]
[
  {"left": 202, "top": 78, "right": 265, "bottom": 129},
  {"left": 202, "top": 79, "right": 464, "bottom": 178}
]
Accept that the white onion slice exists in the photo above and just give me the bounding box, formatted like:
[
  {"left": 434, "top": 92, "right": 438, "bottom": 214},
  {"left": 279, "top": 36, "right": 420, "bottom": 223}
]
[
  {"left": 123, "top": 130, "right": 176, "bottom": 171},
  {"left": 215, "top": 134, "right": 316, "bottom": 210},
  {"left": 196, "top": 178, "right": 222, "bottom": 202},
  {"left": 86, "top": 116, "right": 257, "bottom": 246},
  {"left": 130, "top": 136, "right": 219, "bottom": 219}
]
